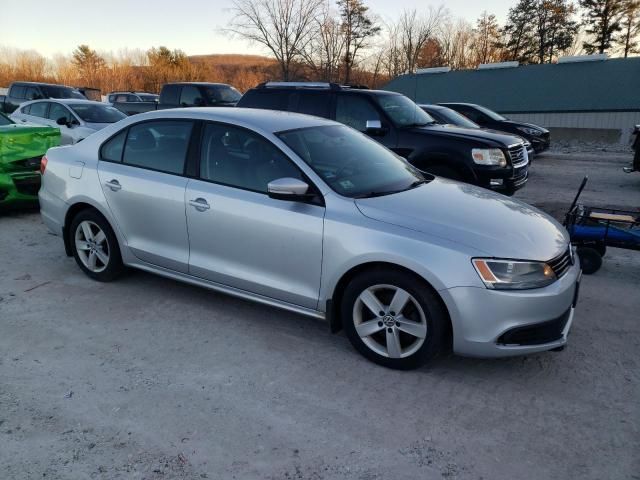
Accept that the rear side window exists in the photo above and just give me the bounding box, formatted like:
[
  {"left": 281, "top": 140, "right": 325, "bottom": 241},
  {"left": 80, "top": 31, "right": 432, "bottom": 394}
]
[
  {"left": 11, "top": 85, "right": 26, "bottom": 99},
  {"left": 293, "top": 93, "right": 330, "bottom": 118},
  {"left": 122, "top": 120, "right": 193, "bottom": 174},
  {"left": 161, "top": 85, "right": 180, "bottom": 105},
  {"left": 239, "top": 90, "right": 287, "bottom": 110},
  {"left": 100, "top": 130, "right": 127, "bottom": 162},
  {"left": 455, "top": 106, "right": 483, "bottom": 123},
  {"left": 28, "top": 102, "right": 49, "bottom": 118}
]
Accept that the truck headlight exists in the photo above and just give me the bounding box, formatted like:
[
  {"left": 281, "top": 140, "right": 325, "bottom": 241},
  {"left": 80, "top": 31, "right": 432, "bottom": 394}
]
[
  {"left": 517, "top": 126, "right": 541, "bottom": 136},
  {"left": 472, "top": 259, "right": 556, "bottom": 290},
  {"left": 471, "top": 149, "right": 507, "bottom": 167}
]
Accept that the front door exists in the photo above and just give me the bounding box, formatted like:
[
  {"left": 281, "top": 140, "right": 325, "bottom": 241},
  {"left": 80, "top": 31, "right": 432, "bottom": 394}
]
[
  {"left": 97, "top": 120, "right": 194, "bottom": 273},
  {"left": 185, "top": 122, "right": 325, "bottom": 309}
]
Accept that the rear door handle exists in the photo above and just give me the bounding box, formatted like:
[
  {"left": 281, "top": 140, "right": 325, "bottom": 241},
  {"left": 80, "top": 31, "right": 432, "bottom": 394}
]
[
  {"left": 105, "top": 179, "right": 122, "bottom": 191},
  {"left": 189, "top": 198, "right": 210, "bottom": 211}
]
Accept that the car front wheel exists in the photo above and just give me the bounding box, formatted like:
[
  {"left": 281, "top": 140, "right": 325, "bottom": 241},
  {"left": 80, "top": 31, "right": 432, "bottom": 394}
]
[{"left": 341, "top": 269, "right": 447, "bottom": 369}]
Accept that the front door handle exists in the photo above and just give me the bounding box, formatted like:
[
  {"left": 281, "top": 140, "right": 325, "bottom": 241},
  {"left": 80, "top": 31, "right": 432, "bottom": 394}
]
[
  {"left": 105, "top": 179, "right": 122, "bottom": 191},
  {"left": 189, "top": 198, "right": 210, "bottom": 212}
]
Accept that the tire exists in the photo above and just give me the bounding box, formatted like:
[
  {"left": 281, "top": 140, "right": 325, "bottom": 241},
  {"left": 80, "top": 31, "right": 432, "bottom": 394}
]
[
  {"left": 341, "top": 268, "right": 447, "bottom": 370},
  {"left": 69, "top": 209, "right": 124, "bottom": 282},
  {"left": 577, "top": 247, "right": 602, "bottom": 275},
  {"left": 594, "top": 243, "right": 607, "bottom": 257}
]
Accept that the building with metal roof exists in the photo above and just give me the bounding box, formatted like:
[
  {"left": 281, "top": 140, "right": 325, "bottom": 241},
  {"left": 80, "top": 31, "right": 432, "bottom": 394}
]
[{"left": 385, "top": 56, "right": 640, "bottom": 146}]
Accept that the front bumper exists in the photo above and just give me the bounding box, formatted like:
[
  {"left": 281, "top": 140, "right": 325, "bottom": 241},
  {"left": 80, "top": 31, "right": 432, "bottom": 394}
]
[
  {"left": 476, "top": 163, "right": 529, "bottom": 195},
  {"left": 0, "top": 171, "right": 41, "bottom": 208},
  {"left": 440, "top": 259, "right": 581, "bottom": 358},
  {"left": 531, "top": 133, "right": 551, "bottom": 153}
]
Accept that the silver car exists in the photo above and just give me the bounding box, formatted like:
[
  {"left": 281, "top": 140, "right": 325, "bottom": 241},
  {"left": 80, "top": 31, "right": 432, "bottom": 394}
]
[
  {"left": 39, "top": 108, "right": 581, "bottom": 369},
  {"left": 11, "top": 99, "right": 126, "bottom": 145}
]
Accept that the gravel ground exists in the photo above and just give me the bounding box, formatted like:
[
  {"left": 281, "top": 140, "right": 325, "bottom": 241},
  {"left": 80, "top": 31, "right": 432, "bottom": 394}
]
[{"left": 1, "top": 152, "right": 639, "bottom": 480}]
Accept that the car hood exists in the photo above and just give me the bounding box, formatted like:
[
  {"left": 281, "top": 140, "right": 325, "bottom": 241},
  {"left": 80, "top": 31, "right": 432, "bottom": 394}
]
[
  {"left": 355, "top": 178, "right": 568, "bottom": 261},
  {"left": 415, "top": 124, "right": 523, "bottom": 146},
  {"left": 499, "top": 120, "right": 549, "bottom": 134}
]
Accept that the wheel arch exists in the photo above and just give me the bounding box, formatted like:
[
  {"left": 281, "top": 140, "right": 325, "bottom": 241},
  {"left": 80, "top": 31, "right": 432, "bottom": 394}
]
[
  {"left": 327, "top": 261, "right": 453, "bottom": 349},
  {"left": 62, "top": 200, "right": 116, "bottom": 257}
]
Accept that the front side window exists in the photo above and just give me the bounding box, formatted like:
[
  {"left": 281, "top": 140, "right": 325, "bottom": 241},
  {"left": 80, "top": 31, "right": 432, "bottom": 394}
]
[
  {"left": 122, "top": 121, "right": 193, "bottom": 174},
  {"left": 278, "top": 125, "right": 425, "bottom": 198},
  {"left": 28, "top": 101, "right": 49, "bottom": 118},
  {"left": 335, "top": 95, "right": 380, "bottom": 132},
  {"left": 25, "top": 87, "right": 40, "bottom": 100},
  {"left": 21, "top": 104, "right": 32, "bottom": 114},
  {"left": 204, "top": 85, "right": 242, "bottom": 104},
  {"left": 374, "top": 94, "right": 435, "bottom": 128},
  {"left": 473, "top": 104, "right": 507, "bottom": 121},
  {"left": 41, "top": 86, "right": 85, "bottom": 99},
  {"left": 11, "top": 85, "right": 26, "bottom": 99},
  {"left": 200, "top": 123, "right": 301, "bottom": 193},
  {"left": 68, "top": 104, "right": 126, "bottom": 123},
  {"left": 179, "top": 86, "right": 202, "bottom": 106}
]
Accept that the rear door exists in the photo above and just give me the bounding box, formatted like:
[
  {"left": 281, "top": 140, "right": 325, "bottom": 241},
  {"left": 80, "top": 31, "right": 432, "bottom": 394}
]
[
  {"left": 185, "top": 122, "right": 325, "bottom": 309},
  {"left": 97, "top": 120, "right": 194, "bottom": 273}
]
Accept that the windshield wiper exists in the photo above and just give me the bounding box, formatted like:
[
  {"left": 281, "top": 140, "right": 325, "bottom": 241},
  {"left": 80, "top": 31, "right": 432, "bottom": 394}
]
[{"left": 355, "top": 180, "right": 428, "bottom": 199}]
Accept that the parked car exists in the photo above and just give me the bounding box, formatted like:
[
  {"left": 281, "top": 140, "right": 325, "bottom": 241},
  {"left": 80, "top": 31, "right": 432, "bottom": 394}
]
[
  {"left": 439, "top": 103, "right": 551, "bottom": 153},
  {"left": 111, "top": 82, "right": 241, "bottom": 115},
  {"left": 420, "top": 104, "right": 535, "bottom": 159},
  {"left": 11, "top": 99, "right": 126, "bottom": 145},
  {"left": 0, "top": 82, "right": 86, "bottom": 114},
  {"left": 0, "top": 112, "right": 60, "bottom": 208},
  {"left": 107, "top": 91, "right": 159, "bottom": 104},
  {"left": 77, "top": 87, "right": 102, "bottom": 102},
  {"left": 623, "top": 125, "right": 639, "bottom": 173},
  {"left": 238, "top": 83, "right": 529, "bottom": 195},
  {"left": 39, "top": 108, "right": 580, "bottom": 369}
]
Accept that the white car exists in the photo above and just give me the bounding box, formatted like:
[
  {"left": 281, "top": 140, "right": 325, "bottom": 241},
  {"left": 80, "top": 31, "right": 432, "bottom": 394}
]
[{"left": 10, "top": 99, "right": 126, "bottom": 145}]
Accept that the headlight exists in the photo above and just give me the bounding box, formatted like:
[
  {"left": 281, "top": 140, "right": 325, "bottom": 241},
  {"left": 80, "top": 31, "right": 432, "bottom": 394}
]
[
  {"left": 517, "top": 126, "right": 541, "bottom": 136},
  {"left": 472, "top": 259, "right": 556, "bottom": 290},
  {"left": 471, "top": 148, "right": 507, "bottom": 167}
]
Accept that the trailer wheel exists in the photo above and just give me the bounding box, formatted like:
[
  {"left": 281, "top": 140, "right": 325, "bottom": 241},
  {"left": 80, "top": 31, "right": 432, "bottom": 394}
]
[{"left": 577, "top": 247, "right": 602, "bottom": 275}]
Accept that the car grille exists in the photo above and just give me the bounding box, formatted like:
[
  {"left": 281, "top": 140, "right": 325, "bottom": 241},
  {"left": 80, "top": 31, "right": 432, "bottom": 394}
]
[
  {"left": 13, "top": 175, "right": 41, "bottom": 197},
  {"left": 508, "top": 144, "right": 528, "bottom": 168},
  {"left": 497, "top": 308, "right": 571, "bottom": 346},
  {"left": 548, "top": 247, "right": 573, "bottom": 278}
]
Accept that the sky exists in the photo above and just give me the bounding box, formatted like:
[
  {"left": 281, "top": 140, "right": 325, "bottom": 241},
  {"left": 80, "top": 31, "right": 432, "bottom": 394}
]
[{"left": 2, "top": 0, "right": 513, "bottom": 58}]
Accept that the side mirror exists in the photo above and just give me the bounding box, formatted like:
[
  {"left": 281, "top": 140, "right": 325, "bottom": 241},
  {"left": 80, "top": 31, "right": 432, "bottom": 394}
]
[
  {"left": 267, "top": 177, "right": 311, "bottom": 201},
  {"left": 56, "top": 117, "right": 68, "bottom": 126},
  {"left": 365, "top": 119, "right": 386, "bottom": 136}
]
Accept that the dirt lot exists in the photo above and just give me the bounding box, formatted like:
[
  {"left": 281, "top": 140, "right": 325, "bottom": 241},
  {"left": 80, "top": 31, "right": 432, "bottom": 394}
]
[{"left": 1, "top": 152, "right": 639, "bottom": 480}]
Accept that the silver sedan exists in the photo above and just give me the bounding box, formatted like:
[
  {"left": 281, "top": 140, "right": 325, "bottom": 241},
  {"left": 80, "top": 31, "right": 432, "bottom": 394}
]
[{"left": 39, "top": 108, "right": 581, "bottom": 369}]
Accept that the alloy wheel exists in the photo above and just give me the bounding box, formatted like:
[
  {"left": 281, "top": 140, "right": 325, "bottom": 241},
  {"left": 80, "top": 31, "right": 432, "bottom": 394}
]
[
  {"left": 352, "top": 284, "right": 428, "bottom": 359},
  {"left": 74, "top": 220, "right": 110, "bottom": 273}
]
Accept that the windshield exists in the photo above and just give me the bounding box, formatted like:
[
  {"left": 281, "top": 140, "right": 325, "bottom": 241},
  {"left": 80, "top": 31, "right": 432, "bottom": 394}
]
[
  {"left": 138, "top": 94, "right": 159, "bottom": 102},
  {"left": 69, "top": 104, "right": 126, "bottom": 123},
  {"left": 474, "top": 104, "right": 507, "bottom": 121},
  {"left": 205, "top": 86, "right": 242, "bottom": 104},
  {"left": 0, "top": 112, "right": 14, "bottom": 126},
  {"left": 41, "top": 86, "right": 86, "bottom": 99},
  {"left": 277, "top": 125, "right": 427, "bottom": 198},
  {"left": 374, "top": 94, "right": 435, "bottom": 128},
  {"left": 437, "top": 107, "right": 480, "bottom": 129}
]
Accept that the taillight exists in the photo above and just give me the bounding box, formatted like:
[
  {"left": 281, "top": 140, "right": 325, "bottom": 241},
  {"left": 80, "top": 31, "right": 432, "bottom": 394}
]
[{"left": 40, "top": 156, "right": 48, "bottom": 175}]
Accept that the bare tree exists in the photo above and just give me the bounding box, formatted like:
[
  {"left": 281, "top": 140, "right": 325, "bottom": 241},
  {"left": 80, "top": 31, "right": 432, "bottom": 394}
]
[
  {"left": 300, "top": 3, "right": 346, "bottom": 82},
  {"left": 396, "top": 7, "right": 447, "bottom": 73},
  {"left": 439, "top": 19, "right": 476, "bottom": 69},
  {"left": 227, "top": 0, "right": 325, "bottom": 80}
]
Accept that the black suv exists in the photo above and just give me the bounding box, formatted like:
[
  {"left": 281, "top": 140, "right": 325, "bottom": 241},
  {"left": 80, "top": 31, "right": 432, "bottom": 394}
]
[
  {"left": 440, "top": 103, "right": 550, "bottom": 153},
  {"left": 238, "top": 83, "right": 529, "bottom": 194},
  {"left": 0, "top": 82, "right": 86, "bottom": 114}
]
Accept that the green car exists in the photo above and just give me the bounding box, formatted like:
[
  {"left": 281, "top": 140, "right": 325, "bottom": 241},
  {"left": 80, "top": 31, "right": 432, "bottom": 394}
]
[{"left": 0, "top": 112, "right": 61, "bottom": 209}]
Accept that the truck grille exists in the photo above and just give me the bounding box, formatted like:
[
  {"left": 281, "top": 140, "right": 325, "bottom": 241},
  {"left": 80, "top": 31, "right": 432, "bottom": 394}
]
[
  {"left": 548, "top": 247, "right": 573, "bottom": 278},
  {"left": 508, "top": 144, "right": 528, "bottom": 168}
]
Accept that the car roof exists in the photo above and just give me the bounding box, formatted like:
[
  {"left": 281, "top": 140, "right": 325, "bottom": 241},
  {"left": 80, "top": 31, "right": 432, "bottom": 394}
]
[
  {"left": 418, "top": 104, "right": 447, "bottom": 110},
  {"left": 131, "top": 107, "right": 338, "bottom": 133},
  {"left": 110, "top": 91, "right": 157, "bottom": 95},
  {"left": 249, "top": 85, "right": 401, "bottom": 97},
  {"left": 439, "top": 102, "right": 478, "bottom": 108},
  {"left": 166, "top": 82, "right": 234, "bottom": 87},
  {"left": 13, "top": 82, "right": 76, "bottom": 88},
  {"left": 21, "top": 99, "right": 108, "bottom": 106}
]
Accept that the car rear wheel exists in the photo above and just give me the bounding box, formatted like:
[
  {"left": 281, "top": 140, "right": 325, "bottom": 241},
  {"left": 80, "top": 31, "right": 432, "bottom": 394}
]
[
  {"left": 341, "top": 269, "right": 446, "bottom": 369},
  {"left": 70, "top": 209, "right": 124, "bottom": 282}
]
